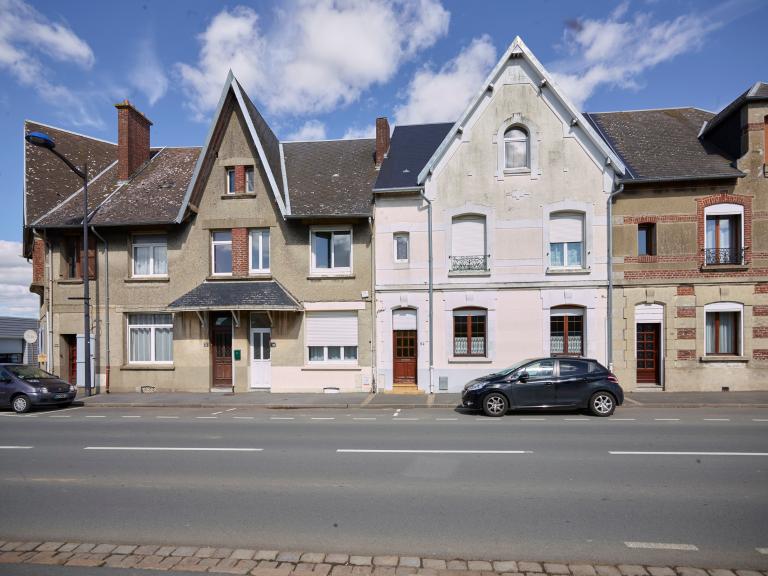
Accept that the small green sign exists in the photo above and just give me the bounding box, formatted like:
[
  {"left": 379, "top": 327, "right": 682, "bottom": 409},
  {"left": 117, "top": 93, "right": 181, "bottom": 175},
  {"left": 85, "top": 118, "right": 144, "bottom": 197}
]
[{"left": 234, "top": 349, "right": 241, "bottom": 361}]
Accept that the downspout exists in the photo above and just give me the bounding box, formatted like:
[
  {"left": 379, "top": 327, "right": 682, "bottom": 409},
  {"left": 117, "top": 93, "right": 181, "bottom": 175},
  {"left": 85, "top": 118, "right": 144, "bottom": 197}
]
[
  {"left": 90, "top": 227, "right": 110, "bottom": 394},
  {"left": 33, "top": 227, "right": 54, "bottom": 373},
  {"left": 419, "top": 190, "right": 434, "bottom": 394},
  {"left": 369, "top": 216, "right": 377, "bottom": 393},
  {"left": 606, "top": 183, "right": 624, "bottom": 373}
]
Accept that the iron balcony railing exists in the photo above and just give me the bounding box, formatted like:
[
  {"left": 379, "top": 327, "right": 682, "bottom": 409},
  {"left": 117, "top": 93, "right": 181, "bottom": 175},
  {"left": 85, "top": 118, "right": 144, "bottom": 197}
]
[
  {"left": 704, "top": 247, "right": 744, "bottom": 266},
  {"left": 449, "top": 254, "right": 490, "bottom": 272}
]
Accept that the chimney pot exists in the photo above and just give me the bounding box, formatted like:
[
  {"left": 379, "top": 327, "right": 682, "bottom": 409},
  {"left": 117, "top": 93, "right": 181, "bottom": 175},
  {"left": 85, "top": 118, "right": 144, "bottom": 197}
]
[
  {"left": 115, "top": 100, "right": 152, "bottom": 181},
  {"left": 375, "top": 117, "right": 390, "bottom": 166}
]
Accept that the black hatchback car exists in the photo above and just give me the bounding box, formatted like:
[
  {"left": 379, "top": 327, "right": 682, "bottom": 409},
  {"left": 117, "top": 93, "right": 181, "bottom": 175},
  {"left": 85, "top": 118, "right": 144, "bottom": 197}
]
[
  {"left": 461, "top": 357, "right": 623, "bottom": 417},
  {"left": 0, "top": 364, "right": 77, "bottom": 413}
]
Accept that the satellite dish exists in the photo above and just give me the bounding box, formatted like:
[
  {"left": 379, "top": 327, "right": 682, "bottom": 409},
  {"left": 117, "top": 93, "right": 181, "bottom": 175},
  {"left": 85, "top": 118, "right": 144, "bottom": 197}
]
[{"left": 23, "top": 330, "right": 38, "bottom": 344}]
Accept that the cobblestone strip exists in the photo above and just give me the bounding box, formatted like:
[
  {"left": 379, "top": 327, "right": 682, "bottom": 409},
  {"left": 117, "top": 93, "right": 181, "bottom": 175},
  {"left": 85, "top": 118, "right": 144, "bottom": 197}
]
[{"left": 0, "top": 540, "right": 763, "bottom": 576}]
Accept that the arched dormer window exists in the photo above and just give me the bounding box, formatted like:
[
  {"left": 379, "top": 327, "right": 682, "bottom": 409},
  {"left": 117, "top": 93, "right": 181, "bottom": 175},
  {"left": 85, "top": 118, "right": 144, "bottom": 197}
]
[{"left": 504, "top": 126, "right": 529, "bottom": 170}]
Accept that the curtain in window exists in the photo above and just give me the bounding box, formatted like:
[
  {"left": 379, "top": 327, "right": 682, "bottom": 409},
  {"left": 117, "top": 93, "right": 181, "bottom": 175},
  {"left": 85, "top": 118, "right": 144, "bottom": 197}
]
[
  {"left": 134, "top": 246, "right": 150, "bottom": 275},
  {"left": 153, "top": 245, "right": 168, "bottom": 274},
  {"left": 154, "top": 327, "right": 173, "bottom": 362},
  {"left": 504, "top": 128, "right": 528, "bottom": 169},
  {"left": 130, "top": 327, "right": 151, "bottom": 362},
  {"left": 718, "top": 312, "right": 735, "bottom": 354}
]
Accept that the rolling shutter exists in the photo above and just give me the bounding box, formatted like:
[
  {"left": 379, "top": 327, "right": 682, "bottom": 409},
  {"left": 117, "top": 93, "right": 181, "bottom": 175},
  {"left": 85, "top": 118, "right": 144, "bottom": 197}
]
[
  {"left": 451, "top": 215, "right": 486, "bottom": 256},
  {"left": 306, "top": 311, "right": 358, "bottom": 346},
  {"left": 550, "top": 213, "right": 583, "bottom": 243},
  {"left": 392, "top": 309, "right": 417, "bottom": 330}
]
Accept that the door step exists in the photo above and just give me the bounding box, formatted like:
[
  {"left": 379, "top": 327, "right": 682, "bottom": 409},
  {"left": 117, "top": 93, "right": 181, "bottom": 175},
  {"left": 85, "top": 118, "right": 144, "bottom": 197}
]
[{"left": 387, "top": 384, "right": 424, "bottom": 395}]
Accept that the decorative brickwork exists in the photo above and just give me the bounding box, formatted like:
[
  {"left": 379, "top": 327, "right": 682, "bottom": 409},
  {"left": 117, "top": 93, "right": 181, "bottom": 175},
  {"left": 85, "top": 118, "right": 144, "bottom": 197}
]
[
  {"left": 677, "top": 349, "right": 696, "bottom": 360},
  {"left": 623, "top": 254, "right": 696, "bottom": 263},
  {"left": 624, "top": 268, "right": 768, "bottom": 280},
  {"left": 676, "top": 306, "right": 696, "bottom": 318},
  {"left": 231, "top": 228, "right": 249, "bottom": 276},
  {"left": 696, "top": 193, "right": 752, "bottom": 267},
  {"left": 677, "top": 285, "right": 695, "bottom": 295},
  {"left": 753, "top": 327, "right": 768, "bottom": 339},
  {"left": 677, "top": 328, "right": 696, "bottom": 339},
  {"left": 32, "top": 237, "right": 45, "bottom": 284},
  {"left": 755, "top": 283, "right": 768, "bottom": 294},
  {"left": 755, "top": 305, "right": 768, "bottom": 316},
  {"left": 234, "top": 165, "right": 246, "bottom": 194},
  {"left": 753, "top": 349, "right": 768, "bottom": 360},
  {"left": 621, "top": 214, "right": 696, "bottom": 224}
]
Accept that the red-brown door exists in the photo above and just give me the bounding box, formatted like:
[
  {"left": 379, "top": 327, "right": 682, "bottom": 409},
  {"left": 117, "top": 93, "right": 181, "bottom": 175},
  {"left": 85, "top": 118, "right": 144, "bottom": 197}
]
[
  {"left": 64, "top": 335, "right": 77, "bottom": 385},
  {"left": 636, "top": 323, "right": 660, "bottom": 384},
  {"left": 210, "top": 313, "right": 233, "bottom": 389},
  {"left": 393, "top": 330, "right": 417, "bottom": 384}
]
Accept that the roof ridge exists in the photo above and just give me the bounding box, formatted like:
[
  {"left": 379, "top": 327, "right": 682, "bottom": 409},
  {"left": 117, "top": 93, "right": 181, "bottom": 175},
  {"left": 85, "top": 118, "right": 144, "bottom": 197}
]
[
  {"left": 283, "top": 137, "right": 375, "bottom": 144},
  {"left": 24, "top": 119, "right": 117, "bottom": 146},
  {"left": 587, "top": 106, "right": 713, "bottom": 115}
]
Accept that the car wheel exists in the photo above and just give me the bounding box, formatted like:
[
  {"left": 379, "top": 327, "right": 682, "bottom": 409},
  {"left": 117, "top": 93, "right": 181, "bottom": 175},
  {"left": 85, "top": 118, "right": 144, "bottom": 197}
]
[
  {"left": 11, "top": 394, "right": 31, "bottom": 414},
  {"left": 589, "top": 392, "right": 615, "bottom": 417},
  {"left": 482, "top": 392, "right": 509, "bottom": 417}
]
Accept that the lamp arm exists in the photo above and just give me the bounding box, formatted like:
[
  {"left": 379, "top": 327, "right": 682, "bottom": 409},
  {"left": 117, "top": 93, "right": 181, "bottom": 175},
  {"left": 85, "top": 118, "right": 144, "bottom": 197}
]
[{"left": 49, "top": 148, "right": 86, "bottom": 180}]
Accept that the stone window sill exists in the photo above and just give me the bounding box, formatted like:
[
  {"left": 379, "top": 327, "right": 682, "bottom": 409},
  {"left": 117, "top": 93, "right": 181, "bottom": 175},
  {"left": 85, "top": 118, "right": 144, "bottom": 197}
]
[
  {"left": 57, "top": 278, "right": 88, "bottom": 285},
  {"left": 125, "top": 276, "right": 170, "bottom": 283},
  {"left": 700, "top": 265, "right": 749, "bottom": 272},
  {"left": 120, "top": 364, "right": 176, "bottom": 371},
  {"left": 699, "top": 355, "right": 748, "bottom": 363},
  {"left": 546, "top": 267, "right": 591, "bottom": 275},
  {"left": 220, "top": 193, "right": 256, "bottom": 199},
  {"left": 503, "top": 168, "right": 531, "bottom": 176},
  {"left": 448, "top": 270, "right": 491, "bottom": 277}
]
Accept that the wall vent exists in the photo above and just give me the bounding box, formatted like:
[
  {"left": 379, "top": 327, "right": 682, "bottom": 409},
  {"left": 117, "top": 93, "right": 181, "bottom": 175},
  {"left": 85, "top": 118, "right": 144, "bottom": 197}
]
[{"left": 439, "top": 377, "right": 449, "bottom": 391}]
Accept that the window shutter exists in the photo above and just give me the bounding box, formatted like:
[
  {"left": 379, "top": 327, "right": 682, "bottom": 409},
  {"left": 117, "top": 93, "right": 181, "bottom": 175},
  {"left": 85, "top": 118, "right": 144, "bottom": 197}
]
[
  {"left": 451, "top": 216, "right": 485, "bottom": 256},
  {"left": 87, "top": 237, "right": 97, "bottom": 279},
  {"left": 306, "top": 311, "right": 357, "bottom": 346},
  {"left": 392, "top": 309, "right": 417, "bottom": 330},
  {"left": 550, "top": 213, "right": 583, "bottom": 243}
]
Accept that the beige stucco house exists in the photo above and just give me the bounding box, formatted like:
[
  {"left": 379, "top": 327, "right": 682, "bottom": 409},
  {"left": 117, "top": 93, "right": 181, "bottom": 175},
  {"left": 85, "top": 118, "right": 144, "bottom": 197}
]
[{"left": 25, "top": 73, "right": 377, "bottom": 394}]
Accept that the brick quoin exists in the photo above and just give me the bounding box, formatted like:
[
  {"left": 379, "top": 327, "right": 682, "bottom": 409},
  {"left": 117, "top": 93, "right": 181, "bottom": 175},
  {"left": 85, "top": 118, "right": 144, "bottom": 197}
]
[
  {"left": 231, "top": 228, "right": 249, "bottom": 276},
  {"left": 234, "top": 165, "right": 246, "bottom": 194},
  {"left": 755, "top": 305, "right": 768, "bottom": 316},
  {"left": 756, "top": 283, "right": 768, "bottom": 294},
  {"left": 32, "top": 238, "right": 45, "bottom": 284},
  {"left": 677, "top": 349, "right": 696, "bottom": 360},
  {"left": 677, "top": 285, "right": 695, "bottom": 296},
  {"left": 753, "top": 349, "right": 768, "bottom": 361},
  {"left": 677, "top": 328, "right": 696, "bottom": 339},
  {"left": 753, "top": 327, "right": 768, "bottom": 339},
  {"left": 696, "top": 193, "right": 753, "bottom": 267},
  {"left": 676, "top": 306, "right": 696, "bottom": 318}
]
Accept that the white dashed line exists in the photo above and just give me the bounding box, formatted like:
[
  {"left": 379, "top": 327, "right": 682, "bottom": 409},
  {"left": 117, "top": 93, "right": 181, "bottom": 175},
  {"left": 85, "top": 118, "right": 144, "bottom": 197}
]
[
  {"left": 233, "top": 416, "right": 255, "bottom": 420},
  {"left": 311, "top": 417, "right": 335, "bottom": 420},
  {"left": 0, "top": 446, "right": 33, "bottom": 449},
  {"left": 752, "top": 419, "right": 768, "bottom": 422},
  {"left": 121, "top": 415, "right": 141, "bottom": 419},
  {"left": 624, "top": 542, "right": 698, "bottom": 551},
  {"left": 86, "top": 415, "right": 106, "bottom": 419},
  {"left": 270, "top": 417, "right": 294, "bottom": 420},
  {"left": 211, "top": 411, "right": 223, "bottom": 415},
  {"left": 225, "top": 408, "right": 237, "bottom": 412},
  {"left": 337, "top": 449, "right": 532, "bottom": 454},
  {"left": 610, "top": 451, "right": 768, "bottom": 457},
  {"left": 353, "top": 417, "right": 377, "bottom": 421},
  {"left": 394, "top": 417, "right": 418, "bottom": 421},
  {"left": 703, "top": 418, "right": 730, "bottom": 421},
  {"left": 654, "top": 418, "right": 680, "bottom": 421},
  {"left": 84, "top": 446, "right": 263, "bottom": 452}
]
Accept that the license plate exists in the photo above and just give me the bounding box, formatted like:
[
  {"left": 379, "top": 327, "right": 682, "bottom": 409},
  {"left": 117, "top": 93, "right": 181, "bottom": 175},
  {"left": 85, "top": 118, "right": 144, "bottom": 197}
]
[{"left": 55, "top": 393, "right": 67, "bottom": 399}]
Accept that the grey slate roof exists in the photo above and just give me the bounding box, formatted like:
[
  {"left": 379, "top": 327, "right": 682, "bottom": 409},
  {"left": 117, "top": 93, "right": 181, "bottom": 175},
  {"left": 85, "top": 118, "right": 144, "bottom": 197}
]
[
  {"left": 584, "top": 108, "right": 743, "bottom": 183},
  {"left": 700, "top": 81, "right": 768, "bottom": 137},
  {"left": 168, "top": 281, "right": 301, "bottom": 311},
  {"left": 374, "top": 123, "right": 453, "bottom": 190},
  {"left": 283, "top": 139, "right": 377, "bottom": 217}
]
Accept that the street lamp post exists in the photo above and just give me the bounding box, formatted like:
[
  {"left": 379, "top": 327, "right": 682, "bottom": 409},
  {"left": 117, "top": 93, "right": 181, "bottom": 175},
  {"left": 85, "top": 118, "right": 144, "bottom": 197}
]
[{"left": 25, "top": 131, "right": 92, "bottom": 397}]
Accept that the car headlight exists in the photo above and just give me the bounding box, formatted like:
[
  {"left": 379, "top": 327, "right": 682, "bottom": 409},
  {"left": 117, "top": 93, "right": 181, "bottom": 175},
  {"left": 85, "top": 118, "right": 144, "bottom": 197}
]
[
  {"left": 69, "top": 385, "right": 77, "bottom": 393},
  {"left": 39, "top": 386, "right": 49, "bottom": 394},
  {"left": 466, "top": 381, "right": 486, "bottom": 391}
]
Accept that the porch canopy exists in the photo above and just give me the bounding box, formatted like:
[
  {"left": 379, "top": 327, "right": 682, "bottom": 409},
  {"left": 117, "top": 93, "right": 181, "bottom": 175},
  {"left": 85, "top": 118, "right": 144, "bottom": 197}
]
[{"left": 168, "top": 281, "right": 301, "bottom": 312}]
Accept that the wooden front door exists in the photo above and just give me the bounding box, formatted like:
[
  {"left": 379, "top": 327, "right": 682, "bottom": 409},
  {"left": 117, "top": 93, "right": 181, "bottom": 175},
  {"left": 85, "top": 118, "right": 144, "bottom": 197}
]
[
  {"left": 210, "top": 313, "right": 233, "bottom": 389},
  {"left": 636, "top": 323, "right": 660, "bottom": 384},
  {"left": 393, "top": 330, "right": 417, "bottom": 384},
  {"left": 65, "top": 335, "right": 77, "bottom": 385}
]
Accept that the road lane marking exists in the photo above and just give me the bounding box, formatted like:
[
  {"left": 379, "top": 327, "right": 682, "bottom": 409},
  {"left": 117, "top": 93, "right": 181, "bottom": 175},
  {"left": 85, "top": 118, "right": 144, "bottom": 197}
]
[
  {"left": 311, "top": 417, "right": 335, "bottom": 420},
  {"left": 156, "top": 416, "right": 178, "bottom": 419},
  {"left": 654, "top": 418, "right": 680, "bottom": 421},
  {"left": 394, "top": 417, "right": 418, "bottom": 421},
  {"left": 270, "top": 417, "right": 294, "bottom": 420},
  {"left": 86, "top": 415, "right": 106, "bottom": 418},
  {"left": 196, "top": 416, "right": 217, "bottom": 419},
  {"left": 436, "top": 418, "right": 458, "bottom": 421},
  {"left": 49, "top": 406, "right": 83, "bottom": 414},
  {"left": 353, "top": 417, "right": 377, "bottom": 421},
  {"left": 121, "top": 415, "right": 141, "bottom": 419},
  {"left": 624, "top": 542, "right": 698, "bottom": 551},
  {"left": 0, "top": 446, "right": 33, "bottom": 449},
  {"left": 1, "top": 413, "right": 38, "bottom": 418},
  {"left": 225, "top": 408, "right": 237, "bottom": 412},
  {"left": 703, "top": 418, "right": 730, "bottom": 421},
  {"left": 610, "top": 451, "right": 768, "bottom": 457},
  {"left": 753, "top": 419, "right": 768, "bottom": 422},
  {"left": 337, "top": 449, "right": 532, "bottom": 454},
  {"left": 565, "top": 418, "right": 590, "bottom": 421},
  {"left": 211, "top": 411, "right": 223, "bottom": 415},
  {"left": 84, "top": 446, "right": 263, "bottom": 452},
  {"left": 756, "top": 548, "right": 768, "bottom": 555},
  {"left": 233, "top": 416, "right": 255, "bottom": 420}
]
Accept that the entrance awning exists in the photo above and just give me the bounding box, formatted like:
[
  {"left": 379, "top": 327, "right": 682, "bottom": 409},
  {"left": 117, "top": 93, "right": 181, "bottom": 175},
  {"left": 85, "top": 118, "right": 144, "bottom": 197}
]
[{"left": 167, "top": 281, "right": 302, "bottom": 312}]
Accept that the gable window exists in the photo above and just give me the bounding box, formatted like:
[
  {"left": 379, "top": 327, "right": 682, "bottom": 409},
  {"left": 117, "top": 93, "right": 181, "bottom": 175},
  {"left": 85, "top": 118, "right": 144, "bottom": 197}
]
[
  {"left": 705, "top": 205, "right": 743, "bottom": 265},
  {"left": 550, "top": 307, "right": 584, "bottom": 356},
  {"left": 550, "top": 212, "right": 584, "bottom": 268},
  {"left": 306, "top": 311, "right": 358, "bottom": 364},
  {"left": 705, "top": 303, "right": 742, "bottom": 356},
  {"left": 132, "top": 235, "right": 168, "bottom": 277},
  {"left": 245, "top": 166, "right": 255, "bottom": 193},
  {"left": 212, "top": 231, "right": 232, "bottom": 275},
  {"left": 249, "top": 229, "right": 270, "bottom": 273},
  {"left": 450, "top": 215, "right": 487, "bottom": 271},
  {"left": 638, "top": 223, "right": 656, "bottom": 256},
  {"left": 453, "top": 308, "right": 486, "bottom": 357},
  {"left": 62, "top": 236, "right": 95, "bottom": 280},
  {"left": 128, "top": 313, "right": 173, "bottom": 364},
  {"left": 226, "top": 168, "right": 236, "bottom": 195},
  {"left": 311, "top": 228, "right": 352, "bottom": 275},
  {"left": 394, "top": 232, "right": 409, "bottom": 263},
  {"left": 504, "top": 127, "right": 529, "bottom": 170}
]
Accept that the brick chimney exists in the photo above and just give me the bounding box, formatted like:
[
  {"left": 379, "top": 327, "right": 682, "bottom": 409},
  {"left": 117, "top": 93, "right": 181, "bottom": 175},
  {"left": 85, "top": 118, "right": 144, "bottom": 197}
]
[
  {"left": 375, "top": 117, "right": 390, "bottom": 166},
  {"left": 115, "top": 100, "right": 152, "bottom": 181}
]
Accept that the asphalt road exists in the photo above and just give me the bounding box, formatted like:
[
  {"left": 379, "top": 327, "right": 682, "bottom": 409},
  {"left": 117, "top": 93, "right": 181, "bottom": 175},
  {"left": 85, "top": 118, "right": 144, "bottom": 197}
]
[{"left": 1, "top": 405, "right": 767, "bottom": 569}]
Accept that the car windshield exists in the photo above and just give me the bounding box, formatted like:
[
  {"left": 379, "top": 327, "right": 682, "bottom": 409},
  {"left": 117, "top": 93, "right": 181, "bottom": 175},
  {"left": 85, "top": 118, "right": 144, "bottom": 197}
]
[
  {"left": 487, "top": 358, "right": 537, "bottom": 379},
  {"left": 5, "top": 365, "right": 58, "bottom": 380}
]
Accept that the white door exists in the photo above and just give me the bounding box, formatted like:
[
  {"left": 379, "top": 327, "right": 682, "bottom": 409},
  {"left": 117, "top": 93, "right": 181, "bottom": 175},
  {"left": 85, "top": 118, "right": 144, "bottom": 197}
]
[
  {"left": 250, "top": 328, "right": 271, "bottom": 390},
  {"left": 75, "top": 334, "right": 96, "bottom": 389}
]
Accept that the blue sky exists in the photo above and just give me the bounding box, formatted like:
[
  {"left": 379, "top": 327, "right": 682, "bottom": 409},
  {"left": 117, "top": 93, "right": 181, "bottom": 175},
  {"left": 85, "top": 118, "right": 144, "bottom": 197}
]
[{"left": 0, "top": 0, "right": 765, "bottom": 316}]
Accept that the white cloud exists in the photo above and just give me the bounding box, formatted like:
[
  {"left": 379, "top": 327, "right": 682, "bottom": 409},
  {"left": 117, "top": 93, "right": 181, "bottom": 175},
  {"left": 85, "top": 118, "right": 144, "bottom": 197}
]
[
  {"left": 287, "top": 119, "right": 327, "bottom": 141},
  {"left": 342, "top": 124, "right": 375, "bottom": 139},
  {"left": 393, "top": 35, "right": 496, "bottom": 125},
  {"left": 549, "top": 2, "right": 723, "bottom": 108},
  {"left": 0, "top": 0, "right": 102, "bottom": 128},
  {"left": 177, "top": 0, "right": 450, "bottom": 120},
  {"left": 130, "top": 38, "right": 168, "bottom": 106},
  {"left": 0, "top": 240, "right": 38, "bottom": 318}
]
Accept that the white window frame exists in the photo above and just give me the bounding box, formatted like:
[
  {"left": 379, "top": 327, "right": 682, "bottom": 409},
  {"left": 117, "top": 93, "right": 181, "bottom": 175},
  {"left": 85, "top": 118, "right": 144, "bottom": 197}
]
[
  {"left": 245, "top": 166, "right": 254, "bottom": 193},
  {"left": 549, "top": 212, "right": 585, "bottom": 270},
  {"left": 393, "top": 232, "right": 409, "bottom": 264},
  {"left": 249, "top": 228, "right": 270, "bottom": 273},
  {"left": 305, "top": 310, "right": 359, "bottom": 365},
  {"left": 211, "top": 231, "right": 233, "bottom": 276},
  {"left": 503, "top": 126, "right": 529, "bottom": 171},
  {"left": 309, "top": 226, "right": 353, "bottom": 276},
  {"left": 127, "top": 313, "right": 174, "bottom": 365},
  {"left": 704, "top": 302, "right": 744, "bottom": 356},
  {"left": 307, "top": 345, "right": 359, "bottom": 364},
  {"left": 131, "top": 235, "right": 168, "bottom": 278},
  {"left": 225, "top": 168, "right": 236, "bottom": 195}
]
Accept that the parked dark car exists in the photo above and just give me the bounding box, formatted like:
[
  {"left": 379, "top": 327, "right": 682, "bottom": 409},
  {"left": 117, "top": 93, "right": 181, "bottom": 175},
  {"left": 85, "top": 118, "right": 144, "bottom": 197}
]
[
  {"left": 461, "top": 357, "right": 623, "bottom": 417},
  {"left": 0, "top": 364, "right": 77, "bottom": 413}
]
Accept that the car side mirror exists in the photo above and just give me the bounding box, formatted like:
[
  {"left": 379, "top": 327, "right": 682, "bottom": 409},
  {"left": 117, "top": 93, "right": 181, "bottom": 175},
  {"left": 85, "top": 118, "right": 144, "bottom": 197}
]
[{"left": 518, "top": 372, "right": 529, "bottom": 383}]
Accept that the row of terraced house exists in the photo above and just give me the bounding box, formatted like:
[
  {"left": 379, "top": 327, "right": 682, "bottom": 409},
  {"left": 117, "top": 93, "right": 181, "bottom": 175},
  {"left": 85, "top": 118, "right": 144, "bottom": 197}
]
[{"left": 22, "top": 38, "right": 768, "bottom": 395}]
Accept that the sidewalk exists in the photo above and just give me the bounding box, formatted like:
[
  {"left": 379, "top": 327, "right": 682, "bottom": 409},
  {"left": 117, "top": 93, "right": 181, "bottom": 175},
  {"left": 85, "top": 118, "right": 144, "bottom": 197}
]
[{"left": 80, "top": 390, "right": 768, "bottom": 409}]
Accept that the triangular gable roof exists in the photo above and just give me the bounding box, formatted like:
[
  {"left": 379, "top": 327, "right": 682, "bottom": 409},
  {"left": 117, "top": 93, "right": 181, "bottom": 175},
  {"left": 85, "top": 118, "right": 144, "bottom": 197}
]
[
  {"left": 416, "top": 36, "right": 626, "bottom": 185},
  {"left": 700, "top": 81, "right": 768, "bottom": 138},
  {"left": 176, "top": 71, "right": 287, "bottom": 222}
]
